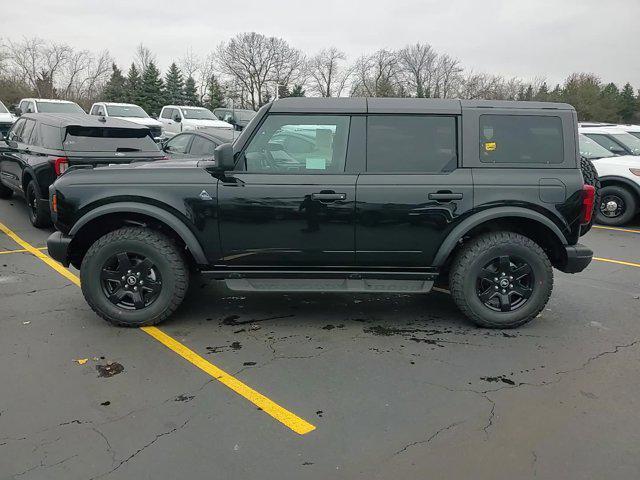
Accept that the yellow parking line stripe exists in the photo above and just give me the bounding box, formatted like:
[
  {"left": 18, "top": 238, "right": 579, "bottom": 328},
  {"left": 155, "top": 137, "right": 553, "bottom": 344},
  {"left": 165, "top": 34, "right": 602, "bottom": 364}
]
[
  {"left": 0, "top": 221, "right": 315, "bottom": 436},
  {"left": 594, "top": 257, "right": 640, "bottom": 269},
  {"left": 142, "top": 326, "right": 315, "bottom": 434},
  {"left": 0, "top": 246, "right": 48, "bottom": 255},
  {"left": 593, "top": 225, "right": 640, "bottom": 234}
]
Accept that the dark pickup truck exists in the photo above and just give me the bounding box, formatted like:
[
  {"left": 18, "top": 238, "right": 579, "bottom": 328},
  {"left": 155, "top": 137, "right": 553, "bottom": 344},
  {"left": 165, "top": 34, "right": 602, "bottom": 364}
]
[
  {"left": 0, "top": 113, "right": 165, "bottom": 227},
  {"left": 47, "top": 98, "right": 594, "bottom": 329}
]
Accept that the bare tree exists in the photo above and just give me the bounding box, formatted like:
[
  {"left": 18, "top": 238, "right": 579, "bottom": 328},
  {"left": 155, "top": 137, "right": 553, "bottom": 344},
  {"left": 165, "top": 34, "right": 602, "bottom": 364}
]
[
  {"left": 398, "top": 43, "right": 437, "bottom": 98},
  {"left": 179, "top": 48, "right": 200, "bottom": 79},
  {"left": 215, "top": 32, "right": 306, "bottom": 110},
  {"left": 351, "top": 49, "right": 401, "bottom": 97},
  {"left": 134, "top": 44, "right": 156, "bottom": 72},
  {"left": 307, "top": 47, "right": 352, "bottom": 97},
  {"left": 432, "top": 54, "right": 463, "bottom": 98}
]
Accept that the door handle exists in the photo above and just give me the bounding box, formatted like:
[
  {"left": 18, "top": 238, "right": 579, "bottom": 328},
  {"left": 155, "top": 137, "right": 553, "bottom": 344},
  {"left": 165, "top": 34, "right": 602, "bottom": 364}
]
[
  {"left": 311, "top": 192, "right": 346, "bottom": 201},
  {"left": 428, "top": 192, "right": 463, "bottom": 201}
]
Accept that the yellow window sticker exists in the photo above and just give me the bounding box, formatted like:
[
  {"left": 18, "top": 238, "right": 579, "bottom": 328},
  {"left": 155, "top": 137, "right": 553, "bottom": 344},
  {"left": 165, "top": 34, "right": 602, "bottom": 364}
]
[{"left": 485, "top": 142, "right": 497, "bottom": 152}]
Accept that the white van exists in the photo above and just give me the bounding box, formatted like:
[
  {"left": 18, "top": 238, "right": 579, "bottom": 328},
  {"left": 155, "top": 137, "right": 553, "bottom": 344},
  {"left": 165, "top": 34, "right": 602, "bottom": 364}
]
[{"left": 158, "top": 105, "right": 233, "bottom": 137}]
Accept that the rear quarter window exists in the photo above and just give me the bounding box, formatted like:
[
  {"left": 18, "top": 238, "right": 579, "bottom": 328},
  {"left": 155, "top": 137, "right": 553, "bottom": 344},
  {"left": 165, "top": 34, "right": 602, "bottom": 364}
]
[
  {"left": 41, "top": 124, "right": 63, "bottom": 150},
  {"left": 479, "top": 115, "right": 564, "bottom": 164},
  {"left": 62, "top": 126, "right": 159, "bottom": 152}
]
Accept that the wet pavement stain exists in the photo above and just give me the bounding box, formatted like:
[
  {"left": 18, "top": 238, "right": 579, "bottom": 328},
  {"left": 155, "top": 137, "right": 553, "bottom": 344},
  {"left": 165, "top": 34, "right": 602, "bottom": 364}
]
[
  {"left": 100, "top": 401, "right": 111, "bottom": 406},
  {"left": 243, "top": 361, "right": 257, "bottom": 366},
  {"left": 175, "top": 394, "right": 195, "bottom": 402},
  {"left": 481, "top": 376, "right": 516, "bottom": 385},
  {"left": 96, "top": 362, "right": 124, "bottom": 378}
]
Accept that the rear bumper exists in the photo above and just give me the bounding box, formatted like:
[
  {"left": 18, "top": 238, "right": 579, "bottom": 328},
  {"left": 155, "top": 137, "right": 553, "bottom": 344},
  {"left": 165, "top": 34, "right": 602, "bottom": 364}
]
[
  {"left": 558, "top": 243, "right": 593, "bottom": 273},
  {"left": 47, "top": 231, "right": 72, "bottom": 267}
]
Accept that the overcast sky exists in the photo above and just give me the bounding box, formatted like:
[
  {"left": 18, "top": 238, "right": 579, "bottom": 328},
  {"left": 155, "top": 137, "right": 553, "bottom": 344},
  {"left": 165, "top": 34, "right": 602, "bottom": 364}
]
[{"left": 4, "top": 0, "right": 640, "bottom": 88}]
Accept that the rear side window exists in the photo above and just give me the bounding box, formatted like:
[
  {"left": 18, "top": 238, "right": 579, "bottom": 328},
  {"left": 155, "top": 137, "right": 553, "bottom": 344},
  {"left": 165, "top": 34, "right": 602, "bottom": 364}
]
[
  {"left": 480, "top": 115, "right": 564, "bottom": 164},
  {"left": 41, "top": 124, "right": 63, "bottom": 149},
  {"left": 62, "top": 126, "right": 159, "bottom": 152},
  {"left": 366, "top": 115, "right": 457, "bottom": 173}
]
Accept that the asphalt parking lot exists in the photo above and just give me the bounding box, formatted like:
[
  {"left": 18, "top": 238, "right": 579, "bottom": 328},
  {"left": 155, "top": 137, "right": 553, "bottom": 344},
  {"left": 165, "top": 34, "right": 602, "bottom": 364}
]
[{"left": 1, "top": 197, "right": 639, "bottom": 480}]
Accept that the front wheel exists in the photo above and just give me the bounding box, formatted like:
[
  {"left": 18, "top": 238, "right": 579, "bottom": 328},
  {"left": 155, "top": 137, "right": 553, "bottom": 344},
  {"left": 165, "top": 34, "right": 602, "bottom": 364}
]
[
  {"left": 596, "top": 185, "right": 637, "bottom": 226},
  {"left": 449, "top": 231, "right": 553, "bottom": 329},
  {"left": 80, "top": 227, "right": 189, "bottom": 327}
]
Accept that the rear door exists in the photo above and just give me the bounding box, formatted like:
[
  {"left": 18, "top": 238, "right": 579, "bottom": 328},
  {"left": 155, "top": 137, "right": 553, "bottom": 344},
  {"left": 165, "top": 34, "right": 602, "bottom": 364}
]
[
  {"left": 356, "top": 113, "right": 473, "bottom": 267},
  {"left": 217, "top": 113, "right": 358, "bottom": 267}
]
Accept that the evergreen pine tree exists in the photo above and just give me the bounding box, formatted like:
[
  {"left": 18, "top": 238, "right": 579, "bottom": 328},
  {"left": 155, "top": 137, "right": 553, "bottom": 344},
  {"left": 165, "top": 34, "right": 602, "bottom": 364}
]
[
  {"left": 138, "top": 61, "right": 165, "bottom": 117},
  {"left": 289, "top": 84, "right": 306, "bottom": 97},
  {"left": 619, "top": 83, "right": 637, "bottom": 123},
  {"left": 601, "top": 82, "right": 621, "bottom": 122},
  {"left": 124, "top": 63, "right": 141, "bottom": 104},
  {"left": 183, "top": 76, "right": 200, "bottom": 106},
  {"left": 164, "top": 63, "right": 185, "bottom": 105},
  {"left": 534, "top": 82, "right": 549, "bottom": 101},
  {"left": 103, "top": 64, "right": 126, "bottom": 102},
  {"left": 206, "top": 75, "right": 225, "bottom": 110},
  {"left": 524, "top": 85, "right": 534, "bottom": 101}
]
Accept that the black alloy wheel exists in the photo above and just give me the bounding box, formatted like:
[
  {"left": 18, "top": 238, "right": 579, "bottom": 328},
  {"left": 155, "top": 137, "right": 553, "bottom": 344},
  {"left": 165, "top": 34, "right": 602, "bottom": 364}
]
[
  {"left": 476, "top": 255, "right": 534, "bottom": 312},
  {"left": 100, "top": 252, "right": 163, "bottom": 310},
  {"left": 599, "top": 194, "right": 625, "bottom": 219}
]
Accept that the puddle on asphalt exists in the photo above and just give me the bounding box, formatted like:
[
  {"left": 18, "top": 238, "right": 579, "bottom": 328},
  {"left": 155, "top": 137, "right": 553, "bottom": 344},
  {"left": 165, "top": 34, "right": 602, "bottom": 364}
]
[{"left": 96, "top": 362, "right": 124, "bottom": 378}]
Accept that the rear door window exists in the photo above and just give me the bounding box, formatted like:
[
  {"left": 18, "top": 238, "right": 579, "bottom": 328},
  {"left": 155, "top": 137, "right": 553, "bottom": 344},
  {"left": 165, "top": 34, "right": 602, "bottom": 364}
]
[
  {"left": 62, "top": 126, "right": 159, "bottom": 152},
  {"left": 479, "top": 115, "right": 564, "bottom": 164},
  {"left": 20, "top": 119, "right": 37, "bottom": 144},
  {"left": 366, "top": 115, "right": 457, "bottom": 173}
]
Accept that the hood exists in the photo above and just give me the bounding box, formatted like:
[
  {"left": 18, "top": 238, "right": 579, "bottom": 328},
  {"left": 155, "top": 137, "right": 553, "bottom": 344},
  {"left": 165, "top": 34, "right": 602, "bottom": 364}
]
[
  {"left": 0, "top": 112, "right": 16, "bottom": 123},
  {"left": 592, "top": 155, "right": 640, "bottom": 168},
  {"left": 110, "top": 116, "right": 162, "bottom": 127},
  {"left": 99, "top": 159, "right": 202, "bottom": 170},
  {"left": 183, "top": 118, "right": 233, "bottom": 129}
]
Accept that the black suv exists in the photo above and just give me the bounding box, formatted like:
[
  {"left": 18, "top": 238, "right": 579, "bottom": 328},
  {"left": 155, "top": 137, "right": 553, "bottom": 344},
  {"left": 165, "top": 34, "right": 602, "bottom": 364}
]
[
  {"left": 47, "top": 98, "right": 594, "bottom": 329},
  {"left": 0, "top": 114, "right": 166, "bottom": 227}
]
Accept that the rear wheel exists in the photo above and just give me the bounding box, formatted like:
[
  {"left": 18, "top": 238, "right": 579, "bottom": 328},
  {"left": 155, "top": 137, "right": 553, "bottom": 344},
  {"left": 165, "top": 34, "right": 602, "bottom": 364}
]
[
  {"left": 449, "top": 231, "right": 553, "bottom": 329},
  {"left": 596, "top": 185, "right": 637, "bottom": 226},
  {"left": 579, "top": 157, "right": 600, "bottom": 235},
  {"left": 80, "top": 227, "right": 189, "bottom": 327},
  {"left": 26, "top": 180, "right": 51, "bottom": 228}
]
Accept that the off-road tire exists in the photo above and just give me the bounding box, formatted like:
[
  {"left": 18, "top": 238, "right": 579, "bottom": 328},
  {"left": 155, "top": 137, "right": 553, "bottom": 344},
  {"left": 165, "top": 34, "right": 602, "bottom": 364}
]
[
  {"left": 449, "top": 231, "right": 553, "bottom": 329},
  {"left": 80, "top": 227, "right": 189, "bottom": 327},
  {"left": 0, "top": 182, "right": 13, "bottom": 199},
  {"left": 580, "top": 157, "right": 600, "bottom": 236},
  {"left": 596, "top": 184, "right": 637, "bottom": 226},
  {"left": 26, "top": 180, "right": 51, "bottom": 228}
]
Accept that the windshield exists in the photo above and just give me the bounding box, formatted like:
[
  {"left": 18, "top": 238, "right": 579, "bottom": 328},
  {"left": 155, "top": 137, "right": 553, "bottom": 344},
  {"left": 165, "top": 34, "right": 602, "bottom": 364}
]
[
  {"left": 611, "top": 133, "right": 640, "bottom": 155},
  {"left": 106, "top": 105, "right": 149, "bottom": 118},
  {"left": 579, "top": 134, "right": 614, "bottom": 159},
  {"left": 0, "top": 102, "right": 8, "bottom": 114},
  {"left": 181, "top": 108, "right": 216, "bottom": 120},
  {"left": 36, "top": 101, "right": 85, "bottom": 114}
]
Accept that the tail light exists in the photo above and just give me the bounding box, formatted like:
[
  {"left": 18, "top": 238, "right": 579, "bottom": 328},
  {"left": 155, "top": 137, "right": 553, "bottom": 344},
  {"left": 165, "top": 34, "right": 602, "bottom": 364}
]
[
  {"left": 51, "top": 192, "right": 57, "bottom": 213},
  {"left": 51, "top": 157, "right": 69, "bottom": 176},
  {"left": 581, "top": 184, "right": 596, "bottom": 224}
]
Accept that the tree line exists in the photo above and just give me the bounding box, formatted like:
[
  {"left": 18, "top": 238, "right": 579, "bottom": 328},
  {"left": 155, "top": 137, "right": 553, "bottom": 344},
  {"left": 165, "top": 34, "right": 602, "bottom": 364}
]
[{"left": 1, "top": 34, "right": 639, "bottom": 122}]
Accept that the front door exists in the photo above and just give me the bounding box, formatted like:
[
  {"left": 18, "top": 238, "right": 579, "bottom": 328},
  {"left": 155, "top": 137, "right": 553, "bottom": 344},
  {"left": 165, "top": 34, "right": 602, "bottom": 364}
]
[
  {"left": 356, "top": 114, "right": 473, "bottom": 267},
  {"left": 218, "top": 114, "right": 357, "bottom": 267}
]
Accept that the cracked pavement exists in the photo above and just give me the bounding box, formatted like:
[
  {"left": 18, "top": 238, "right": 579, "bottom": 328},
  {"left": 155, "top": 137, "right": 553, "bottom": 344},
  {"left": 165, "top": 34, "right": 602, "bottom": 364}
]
[{"left": 1, "top": 201, "right": 640, "bottom": 479}]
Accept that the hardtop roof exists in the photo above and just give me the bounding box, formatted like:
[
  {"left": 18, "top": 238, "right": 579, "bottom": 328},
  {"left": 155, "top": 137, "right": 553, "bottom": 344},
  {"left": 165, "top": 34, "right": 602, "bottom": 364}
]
[
  {"left": 22, "top": 113, "right": 151, "bottom": 130},
  {"left": 268, "top": 97, "right": 575, "bottom": 114}
]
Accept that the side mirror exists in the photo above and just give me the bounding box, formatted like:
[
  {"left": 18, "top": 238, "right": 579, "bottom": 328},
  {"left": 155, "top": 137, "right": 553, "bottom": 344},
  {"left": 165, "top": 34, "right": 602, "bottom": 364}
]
[
  {"left": 173, "top": 115, "right": 182, "bottom": 123},
  {"left": 213, "top": 143, "right": 235, "bottom": 171},
  {"left": 610, "top": 147, "right": 626, "bottom": 155}
]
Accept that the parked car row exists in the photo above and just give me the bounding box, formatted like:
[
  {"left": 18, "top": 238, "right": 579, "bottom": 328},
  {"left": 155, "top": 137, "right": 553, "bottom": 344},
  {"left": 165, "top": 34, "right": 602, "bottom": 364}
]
[{"left": 10, "top": 97, "right": 256, "bottom": 140}]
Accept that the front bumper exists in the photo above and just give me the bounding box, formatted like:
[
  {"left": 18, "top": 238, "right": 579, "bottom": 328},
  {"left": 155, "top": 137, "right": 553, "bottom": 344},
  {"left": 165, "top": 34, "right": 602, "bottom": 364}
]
[
  {"left": 47, "top": 231, "right": 72, "bottom": 267},
  {"left": 558, "top": 243, "right": 593, "bottom": 273}
]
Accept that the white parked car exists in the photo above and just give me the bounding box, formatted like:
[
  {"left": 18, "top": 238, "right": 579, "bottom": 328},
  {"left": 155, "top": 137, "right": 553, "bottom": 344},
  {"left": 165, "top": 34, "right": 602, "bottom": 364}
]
[
  {"left": 158, "top": 105, "right": 233, "bottom": 137},
  {"left": 579, "top": 125, "right": 640, "bottom": 156},
  {"left": 0, "top": 101, "right": 16, "bottom": 139},
  {"left": 17, "top": 98, "right": 85, "bottom": 115},
  {"left": 579, "top": 133, "right": 640, "bottom": 226},
  {"left": 90, "top": 102, "right": 163, "bottom": 140},
  {"left": 616, "top": 124, "right": 640, "bottom": 141}
]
